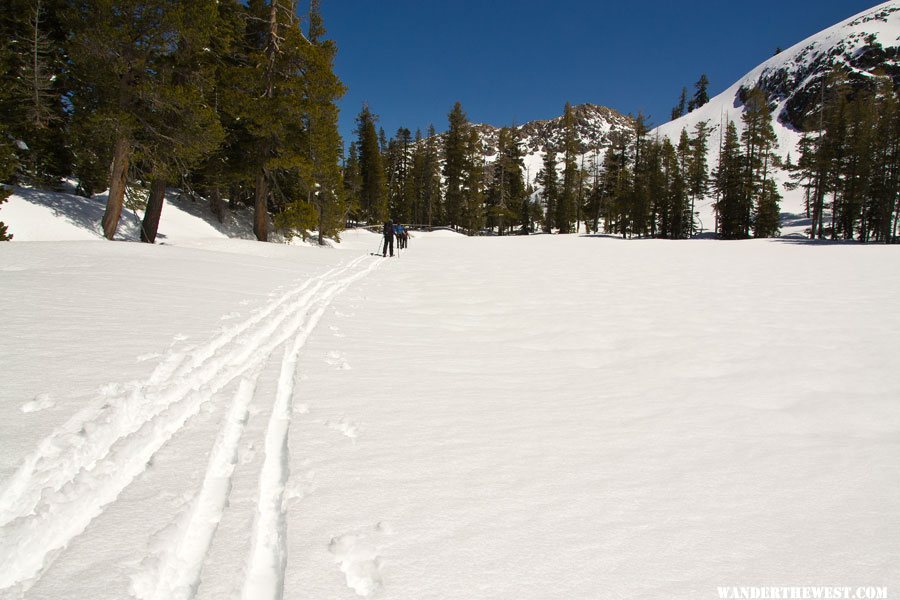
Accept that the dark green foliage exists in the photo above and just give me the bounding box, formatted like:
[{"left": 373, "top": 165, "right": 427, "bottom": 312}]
[
  {"left": 461, "top": 128, "right": 485, "bottom": 232},
  {"left": 557, "top": 103, "right": 580, "bottom": 234},
  {"left": 671, "top": 87, "right": 688, "bottom": 120},
  {"left": 443, "top": 102, "right": 468, "bottom": 229},
  {"left": 791, "top": 71, "right": 899, "bottom": 242},
  {"left": 537, "top": 145, "right": 558, "bottom": 233},
  {"left": 486, "top": 127, "right": 525, "bottom": 234},
  {"left": 0, "top": 0, "right": 71, "bottom": 184},
  {"left": 355, "top": 104, "right": 387, "bottom": 223},
  {"left": 714, "top": 121, "right": 748, "bottom": 239},
  {"left": 688, "top": 74, "right": 710, "bottom": 111}
]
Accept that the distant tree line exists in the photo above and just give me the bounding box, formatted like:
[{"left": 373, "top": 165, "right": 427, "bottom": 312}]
[
  {"left": 345, "top": 91, "right": 778, "bottom": 241},
  {"left": 0, "top": 0, "right": 346, "bottom": 244}
]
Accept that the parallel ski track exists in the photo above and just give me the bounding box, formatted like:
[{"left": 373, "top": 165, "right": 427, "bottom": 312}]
[
  {"left": 240, "top": 257, "right": 381, "bottom": 600},
  {"left": 0, "top": 255, "right": 378, "bottom": 592}
]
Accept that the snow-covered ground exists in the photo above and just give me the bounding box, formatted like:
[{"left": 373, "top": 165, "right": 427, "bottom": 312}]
[{"left": 2, "top": 218, "right": 898, "bottom": 598}]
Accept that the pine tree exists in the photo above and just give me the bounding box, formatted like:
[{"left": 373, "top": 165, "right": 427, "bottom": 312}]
[
  {"left": 443, "top": 102, "right": 468, "bottom": 230},
  {"left": 356, "top": 104, "right": 387, "bottom": 223},
  {"left": 741, "top": 86, "right": 780, "bottom": 238},
  {"left": 671, "top": 129, "right": 692, "bottom": 239},
  {"left": 461, "top": 128, "right": 485, "bottom": 233},
  {"left": 342, "top": 142, "right": 362, "bottom": 225},
  {"left": 0, "top": 38, "right": 16, "bottom": 240},
  {"left": 557, "top": 102, "right": 579, "bottom": 234},
  {"left": 386, "top": 127, "right": 413, "bottom": 222},
  {"left": 687, "top": 120, "right": 711, "bottom": 237},
  {"left": 1, "top": 0, "right": 71, "bottom": 184},
  {"left": 537, "top": 144, "right": 558, "bottom": 233},
  {"left": 671, "top": 87, "right": 688, "bottom": 120},
  {"left": 688, "top": 74, "right": 710, "bottom": 111},
  {"left": 138, "top": 1, "right": 225, "bottom": 243},
  {"left": 628, "top": 112, "right": 652, "bottom": 237},
  {"left": 305, "top": 0, "right": 347, "bottom": 245},
  {"left": 423, "top": 124, "right": 442, "bottom": 226},
  {"left": 713, "top": 120, "right": 746, "bottom": 239}
]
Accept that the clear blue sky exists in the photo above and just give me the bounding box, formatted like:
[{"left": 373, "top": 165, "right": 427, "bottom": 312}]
[{"left": 312, "top": 0, "right": 879, "bottom": 148}]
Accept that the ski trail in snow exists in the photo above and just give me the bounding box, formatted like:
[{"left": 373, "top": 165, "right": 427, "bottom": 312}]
[
  {"left": 0, "top": 255, "right": 377, "bottom": 592},
  {"left": 0, "top": 260, "right": 352, "bottom": 530},
  {"left": 241, "top": 258, "right": 381, "bottom": 600},
  {"left": 129, "top": 371, "right": 262, "bottom": 600}
]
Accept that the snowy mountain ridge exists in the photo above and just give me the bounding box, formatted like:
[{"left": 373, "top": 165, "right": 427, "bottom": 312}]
[
  {"left": 651, "top": 0, "right": 900, "bottom": 230},
  {"left": 655, "top": 1, "right": 900, "bottom": 149}
]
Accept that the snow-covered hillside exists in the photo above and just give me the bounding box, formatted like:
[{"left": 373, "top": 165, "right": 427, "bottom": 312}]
[
  {"left": 654, "top": 1, "right": 900, "bottom": 231},
  {"left": 1, "top": 184, "right": 261, "bottom": 243},
  {"left": 2, "top": 230, "right": 898, "bottom": 599}
]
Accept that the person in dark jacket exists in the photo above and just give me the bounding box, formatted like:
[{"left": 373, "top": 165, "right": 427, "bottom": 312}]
[{"left": 382, "top": 219, "right": 394, "bottom": 257}]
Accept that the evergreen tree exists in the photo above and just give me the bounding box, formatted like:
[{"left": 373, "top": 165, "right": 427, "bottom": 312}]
[
  {"left": 386, "top": 127, "right": 413, "bottom": 222},
  {"left": 741, "top": 86, "right": 780, "bottom": 238},
  {"left": 688, "top": 74, "right": 710, "bottom": 111},
  {"left": 423, "top": 124, "right": 442, "bottom": 226},
  {"left": 342, "top": 142, "right": 362, "bottom": 225},
  {"left": 305, "top": 0, "right": 347, "bottom": 245},
  {"left": 1, "top": 0, "right": 71, "bottom": 184},
  {"left": 443, "top": 102, "right": 468, "bottom": 230},
  {"left": 628, "top": 112, "right": 652, "bottom": 237},
  {"left": 487, "top": 127, "right": 525, "bottom": 234},
  {"left": 671, "top": 87, "right": 688, "bottom": 121},
  {"left": 671, "top": 129, "right": 692, "bottom": 239},
  {"left": 713, "top": 120, "right": 746, "bottom": 239},
  {"left": 137, "top": 1, "right": 225, "bottom": 243},
  {"left": 557, "top": 102, "right": 579, "bottom": 233},
  {"left": 0, "top": 38, "right": 16, "bottom": 240},
  {"left": 687, "top": 120, "right": 711, "bottom": 237},
  {"left": 355, "top": 104, "right": 387, "bottom": 223},
  {"left": 537, "top": 144, "right": 558, "bottom": 233},
  {"left": 461, "top": 128, "right": 485, "bottom": 232}
]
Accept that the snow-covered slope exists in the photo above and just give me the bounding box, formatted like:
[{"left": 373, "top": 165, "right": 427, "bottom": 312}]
[
  {"left": 653, "top": 1, "right": 900, "bottom": 232},
  {"left": 1, "top": 184, "right": 260, "bottom": 243}
]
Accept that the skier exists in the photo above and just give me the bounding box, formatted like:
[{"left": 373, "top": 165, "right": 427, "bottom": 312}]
[{"left": 382, "top": 219, "right": 394, "bottom": 257}]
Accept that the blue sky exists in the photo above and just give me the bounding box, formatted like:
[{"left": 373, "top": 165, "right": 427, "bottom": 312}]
[{"left": 313, "top": 1, "right": 879, "bottom": 148}]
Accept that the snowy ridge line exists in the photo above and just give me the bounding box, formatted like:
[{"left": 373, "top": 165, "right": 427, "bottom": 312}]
[
  {"left": 0, "top": 258, "right": 357, "bottom": 529},
  {"left": 241, "top": 257, "right": 382, "bottom": 600},
  {"left": 0, "top": 255, "right": 376, "bottom": 592},
  {"left": 129, "top": 369, "right": 263, "bottom": 600}
]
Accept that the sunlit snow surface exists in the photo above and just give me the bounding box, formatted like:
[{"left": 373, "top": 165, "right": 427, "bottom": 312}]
[{"left": 1, "top": 226, "right": 898, "bottom": 599}]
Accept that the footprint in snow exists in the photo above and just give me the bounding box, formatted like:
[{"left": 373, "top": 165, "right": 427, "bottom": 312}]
[
  {"left": 325, "top": 351, "right": 351, "bottom": 370},
  {"left": 325, "top": 418, "right": 359, "bottom": 441},
  {"left": 20, "top": 393, "right": 55, "bottom": 413},
  {"left": 328, "top": 523, "right": 391, "bottom": 597},
  {"left": 220, "top": 311, "right": 241, "bottom": 321}
]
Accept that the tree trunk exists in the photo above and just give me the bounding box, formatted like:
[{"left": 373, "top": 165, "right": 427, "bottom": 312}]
[
  {"left": 140, "top": 178, "right": 166, "bottom": 243},
  {"left": 210, "top": 186, "right": 225, "bottom": 223},
  {"left": 254, "top": 171, "right": 268, "bottom": 241},
  {"left": 317, "top": 195, "right": 326, "bottom": 246},
  {"left": 101, "top": 136, "right": 130, "bottom": 240}
]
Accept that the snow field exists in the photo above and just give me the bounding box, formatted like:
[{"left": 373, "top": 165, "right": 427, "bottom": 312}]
[
  {"left": 1, "top": 230, "right": 898, "bottom": 599},
  {"left": 0, "top": 242, "right": 382, "bottom": 598}
]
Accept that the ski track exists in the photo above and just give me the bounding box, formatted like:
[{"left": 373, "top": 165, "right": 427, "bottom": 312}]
[
  {"left": 241, "top": 258, "right": 382, "bottom": 600},
  {"left": 129, "top": 371, "right": 263, "bottom": 600},
  {"left": 0, "top": 254, "right": 378, "bottom": 592}
]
